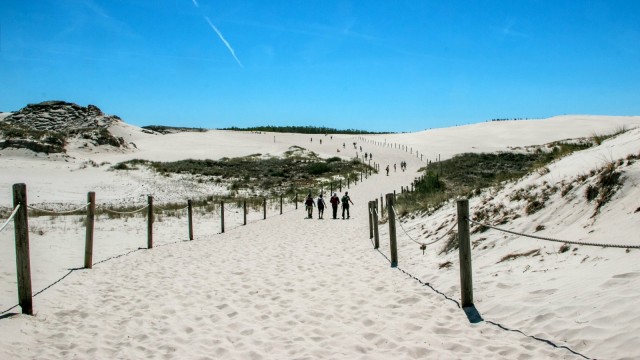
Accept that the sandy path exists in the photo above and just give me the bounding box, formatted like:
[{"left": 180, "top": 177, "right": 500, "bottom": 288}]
[{"left": 0, "top": 173, "right": 570, "bottom": 359}]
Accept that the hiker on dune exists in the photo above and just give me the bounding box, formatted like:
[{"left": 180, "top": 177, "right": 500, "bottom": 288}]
[
  {"left": 341, "top": 192, "right": 354, "bottom": 219},
  {"left": 329, "top": 192, "right": 340, "bottom": 219},
  {"left": 305, "top": 194, "right": 315, "bottom": 219},
  {"left": 317, "top": 194, "right": 327, "bottom": 219}
]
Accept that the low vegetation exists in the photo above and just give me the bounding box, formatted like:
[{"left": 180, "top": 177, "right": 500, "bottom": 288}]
[
  {"left": 395, "top": 140, "right": 591, "bottom": 214},
  {"left": 111, "top": 146, "right": 374, "bottom": 198}
]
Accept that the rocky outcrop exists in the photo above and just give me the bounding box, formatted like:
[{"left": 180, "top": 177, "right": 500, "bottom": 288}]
[
  {"left": 4, "top": 101, "right": 121, "bottom": 132},
  {"left": 0, "top": 101, "right": 127, "bottom": 153}
]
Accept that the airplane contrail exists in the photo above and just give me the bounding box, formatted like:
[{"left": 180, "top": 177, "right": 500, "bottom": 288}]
[
  {"left": 204, "top": 16, "right": 243, "bottom": 67},
  {"left": 191, "top": 0, "right": 199, "bottom": 8}
]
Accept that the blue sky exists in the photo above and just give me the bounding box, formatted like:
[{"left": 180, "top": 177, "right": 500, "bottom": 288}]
[{"left": 1, "top": 1, "right": 639, "bottom": 132}]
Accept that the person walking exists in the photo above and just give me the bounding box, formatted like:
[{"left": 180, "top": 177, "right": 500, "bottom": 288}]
[
  {"left": 386, "top": 165, "right": 389, "bottom": 176},
  {"left": 317, "top": 194, "right": 327, "bottom": 219},
  {"left": 304, "top": 194, "right": 315, "bottom": 219},
  {"left": 341, "top": 191, "right": 354, "bottom": 219},
  {"left": 329, "top": 193, "right": 340, "bottom": 219}
]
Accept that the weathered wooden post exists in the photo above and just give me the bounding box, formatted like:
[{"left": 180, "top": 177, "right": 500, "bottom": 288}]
[
  {"left": 457, "top": 199, "right": 473, "bottom": 307},
  {"left": 263, "top": 197, "right": 267, "bottom": 219},
  {"left": 220, "top": 201, "right": 225, "bottom": 233},
  {"left": 295, "top": 193, "right": 298, "bottom": 210},
  {"left": 373, "top": 203, "right": 380, "bottom": 249},
  {"left": 386, "top": 193, "right": 398, "bottom": 267},
  {"left": 188, "top": 200, "right": 194, "bottom": 240},
  {"left": 243, "top": 200, "right": 247, "bottom": 225},
  {"left": 339, "top": 179, "right": 342, "bottom": 192},
  {"left": 347, "top": 177, "right": 350, "bottom": 189},
  {"left": 368, "top": 201, "right": 374, "bottom": 239},
  {"left": 280, "top": 195, "right": 283, "bottom": 215},
  {"left": 13, "top": 183, "right": 33, "bottom": 315},
  {"left": 84, "top": 191, "right": 96, "bottom": 268},
  {"left": 330, "top": 182, "right": 333, "bottom": 194},
  {"left": 380, "top": 195, "right": 384, "bottom": 213},
  {"left": 147, "top": 196, "right": 153, "bottom": 249}
]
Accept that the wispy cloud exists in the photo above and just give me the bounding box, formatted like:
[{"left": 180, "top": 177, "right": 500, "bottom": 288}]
[
  {"left": 191, "top": 0, "right": 199, "bottom": 8},
  {"left": 500, "top": 19, "right": 528, "bottom": 38},
  {"left": 204, "top": 16, "right": 243, "bottom": 67}
]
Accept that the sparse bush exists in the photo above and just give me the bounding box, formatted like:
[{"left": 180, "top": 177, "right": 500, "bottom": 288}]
[{"left": 585, "top": 185, "right": 599, "bottom": 202}]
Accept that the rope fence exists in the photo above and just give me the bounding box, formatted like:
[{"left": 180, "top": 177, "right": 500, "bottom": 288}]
[
  {"left": 0, "top": 204, "right": 20, "bottom": 233},
  {"left": 154, "top": 204, "right": 189, "bottom": 213},
  {"left": 96, "top": 204, "right": 150, "bottom": 215},
  {"left": 467, "top": 217, "right": 640, "bottom": 249},
  {"left": 27, "top": 203, "right": 90, "bottom": 215},
  {"left": 365, "top": 195, "right": 628, "bottom": 360},
  {"left": 1, "top": 184, "right": 322, "bottom": 316},
  {"left": 391, "top": 205, "right": 456, "bottom": 249}
]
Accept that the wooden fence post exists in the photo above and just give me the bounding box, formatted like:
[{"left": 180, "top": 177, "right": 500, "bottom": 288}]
[
  {"left": 373, "top": 203, "right": 380, "bottom": 249},
  {"left": 220, "top": 201, "right": 225, "bottom": 233},
  {"left": 12, "top": 183, "right": 33, "bottom": 315},
  {"left": 330, "top": 182, "right": 333, "bottom": 194},
  {"left": 386, "top": 193, "right": 398, "bottom": 267},
  {"left": 243, "top": 200, "right": 247, "bottom": 225},
  {"left": 188, "top": 200, "right": 194, "bottom": 240},
  {"left": 84, "top": 191, "right": 96, "bottom": 269},
  {"left": 368, "top": 201, "right": 374, "bottom": 239},
  {"left": 380, "top": 195, "right": 384, "bottom": 213},
  {"left": 263, "top": 198, "right": 266, "bottom": 219},
  {"left": 339, "top": 179, "right": 342, "bottom": 192},
  {"left": 457, "top": 199, "right": 474, "bottom": 307},
  {"left": 147, "top": 196, "right": 153, "bottom": 249},
  {"left": 280, "top": 195, "right": 283, "bottom": 215}
]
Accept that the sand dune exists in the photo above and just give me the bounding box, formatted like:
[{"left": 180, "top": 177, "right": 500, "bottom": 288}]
[{"left": 1, "top": 115, "right": 640, "bottom": 359}]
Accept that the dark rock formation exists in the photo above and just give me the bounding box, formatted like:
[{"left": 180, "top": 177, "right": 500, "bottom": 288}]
[
  {"left": 4, "top": 101, "right": 120, "bottom": 132},
  {"left": 0, "top": 101, "right": 127, "bottom": 153}
]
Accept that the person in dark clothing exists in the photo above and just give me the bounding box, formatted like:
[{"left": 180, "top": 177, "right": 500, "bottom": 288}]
[
  {"left": 304, "top": 194, "right": 315, "bottom": 219},
  {"left": 329, "top": 193, "right": 340, "bottom": 219},
  {"left": 317, "top": 194, "right": 327, "bottom": 219},
  {"left": 341, "top": 191, "right": 354, "bottom": 219}
]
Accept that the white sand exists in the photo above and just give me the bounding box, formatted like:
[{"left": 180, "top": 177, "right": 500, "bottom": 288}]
[{"left": 1, "top": 115, "right": 640, "bottom": 359}]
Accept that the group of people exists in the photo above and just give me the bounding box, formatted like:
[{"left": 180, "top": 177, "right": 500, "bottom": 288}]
[
  {"left": 385, "top": 161, "right": 408, "bottom": 175},
  {"left": 305, "top": 192, "right": 354, "bottom": 219}
]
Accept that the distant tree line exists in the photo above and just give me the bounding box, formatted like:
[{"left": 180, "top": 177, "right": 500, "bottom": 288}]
[
  {"left": 488, "top": 118, "right": 534, "bottom": 122},
  {"left": 220, "top": 125, "right": 389, "bottom": 135},
  {"left": 142, "top": 125, "right": 208, "bottom": 134}
]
